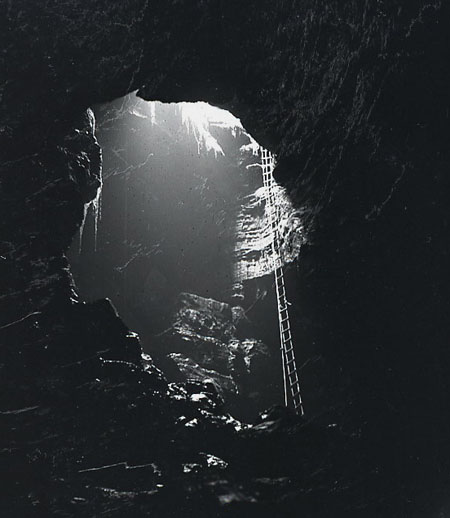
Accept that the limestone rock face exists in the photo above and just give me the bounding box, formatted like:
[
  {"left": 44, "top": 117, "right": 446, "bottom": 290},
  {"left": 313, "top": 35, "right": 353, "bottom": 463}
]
[
  {"left": 155, "top": 293, "right": 274, "bottom": 419},
  {"left": 0, "top": 109, "right": 101, "bottom": 326},
  {"left": 167, "top": 353, "right": 239, "bottom": 399},
  {"left": 2, "top": 2, "right": 450, "bottom": 516}
]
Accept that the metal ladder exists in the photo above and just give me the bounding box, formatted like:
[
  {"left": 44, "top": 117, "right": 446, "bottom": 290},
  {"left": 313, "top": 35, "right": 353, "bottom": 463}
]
[{"left": 261, "top": 148, "right": 305, "bottom": 416}]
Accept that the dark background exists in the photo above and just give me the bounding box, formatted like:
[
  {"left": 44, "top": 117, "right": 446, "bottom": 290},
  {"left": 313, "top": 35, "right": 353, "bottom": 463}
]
[{"left": 2, "top": 2, "right": 450, "bottom": 516}]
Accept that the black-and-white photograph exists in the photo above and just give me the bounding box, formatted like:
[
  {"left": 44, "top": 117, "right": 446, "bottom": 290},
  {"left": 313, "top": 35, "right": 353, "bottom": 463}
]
[{"left": 1, "top": 2, "right": 449, "bottom": 517}]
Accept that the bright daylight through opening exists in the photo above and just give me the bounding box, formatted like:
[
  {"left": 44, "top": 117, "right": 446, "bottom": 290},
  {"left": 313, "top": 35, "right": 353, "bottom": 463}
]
[{"left": 69, "top": 95, "right": 305, "bottom": 420}]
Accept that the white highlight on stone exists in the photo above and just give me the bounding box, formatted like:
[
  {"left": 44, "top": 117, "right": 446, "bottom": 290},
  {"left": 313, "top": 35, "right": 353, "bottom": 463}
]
[{"left": 179, "top": 102, "right": 242, "bottom": 157}]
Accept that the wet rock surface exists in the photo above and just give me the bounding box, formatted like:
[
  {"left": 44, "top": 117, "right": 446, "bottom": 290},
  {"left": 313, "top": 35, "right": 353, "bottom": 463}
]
[
  {"left": 1, "top": 2, "right": 450, "bottom": 516},
  {"left": 0, "top": 298, "right": 355, "bottom": 518},
  {"left": 154, "top": 293, "right": 274, "bottom": 419},
  {"left": 0, "top": 109, "right": 101, "bottom": 327}
]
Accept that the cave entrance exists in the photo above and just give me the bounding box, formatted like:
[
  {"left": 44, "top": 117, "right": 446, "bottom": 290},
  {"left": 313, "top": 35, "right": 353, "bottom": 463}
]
[{"left": 68, "top": 94, "right": 303, "bottom": 420}]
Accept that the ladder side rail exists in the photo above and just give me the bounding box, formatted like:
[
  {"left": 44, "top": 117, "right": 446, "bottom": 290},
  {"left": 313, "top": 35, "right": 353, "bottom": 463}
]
[
  {"left": 263, "top": 149, "right": 289, "bottom": 407},
  {"left": 275, "top": 268, "right": 304, "bottom": 414},
  {"left": 263, "top": 148, "right": 305, "bottom": 416}
]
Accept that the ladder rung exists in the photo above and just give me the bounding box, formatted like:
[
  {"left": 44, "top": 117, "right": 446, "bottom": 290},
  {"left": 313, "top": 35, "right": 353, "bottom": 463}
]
[
  {"left": 293, "top": 401, "right": 303, "bottom": 411},
  {"left": 262, "top": 148, "right": 303, "bottom": 413}
]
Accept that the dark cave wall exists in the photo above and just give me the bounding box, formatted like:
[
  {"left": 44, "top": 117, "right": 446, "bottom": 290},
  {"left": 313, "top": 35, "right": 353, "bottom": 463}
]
[
  {"left": 141, "top": 3, "right": 450, "bottom": 460},
  {"left": 0, "top": 109, "right": 101, "bottom": 325},
  {"left": 1, "top": 1, "right": 450, "bottom": 514}
]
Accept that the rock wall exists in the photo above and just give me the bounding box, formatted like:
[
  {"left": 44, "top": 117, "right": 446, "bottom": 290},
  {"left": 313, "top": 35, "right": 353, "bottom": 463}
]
[
  {"left": 68, "top": 96, "right": 262, "bottom": 339},
  {"left": 155, "top": 292, "right": 275, "bottom": 419},
  {"left": 1, "top": 2, "right": 450, "bottom": 516}
]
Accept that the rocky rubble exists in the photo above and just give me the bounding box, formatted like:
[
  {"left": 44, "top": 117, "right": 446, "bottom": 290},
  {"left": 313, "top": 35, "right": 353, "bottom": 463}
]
[
  {"left": 2, "top": 2, "right": 450, "bottom": 516},
  {"left": 0, "top": 296, "right": 357, "bottom": 518},
  {"left": 153, "top": 293, "right": 274, "bottom": 420}
]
